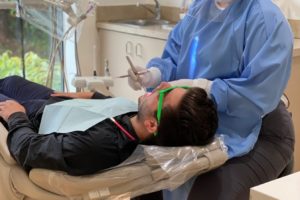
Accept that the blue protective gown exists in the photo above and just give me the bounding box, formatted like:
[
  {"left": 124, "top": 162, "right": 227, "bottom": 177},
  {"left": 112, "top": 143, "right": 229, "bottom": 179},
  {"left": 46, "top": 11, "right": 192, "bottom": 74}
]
[{"left": 147, "top": 0, "right": 293, "bottom": 158}]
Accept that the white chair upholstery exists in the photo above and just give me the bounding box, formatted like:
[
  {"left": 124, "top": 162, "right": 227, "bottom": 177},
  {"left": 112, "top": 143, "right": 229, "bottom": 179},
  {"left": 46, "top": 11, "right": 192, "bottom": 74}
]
[{"left": 0, "top": 122, "right": 228, "bottom": 200}]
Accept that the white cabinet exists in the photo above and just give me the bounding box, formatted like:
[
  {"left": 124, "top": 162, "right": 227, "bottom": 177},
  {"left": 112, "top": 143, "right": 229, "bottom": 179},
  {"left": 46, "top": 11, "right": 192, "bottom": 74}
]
[
  {"left": 99, "top": 29, "right": 166, "bottom": 102},
  {"left": 250, "top": 172, "right": 300, "bottom": 200}
]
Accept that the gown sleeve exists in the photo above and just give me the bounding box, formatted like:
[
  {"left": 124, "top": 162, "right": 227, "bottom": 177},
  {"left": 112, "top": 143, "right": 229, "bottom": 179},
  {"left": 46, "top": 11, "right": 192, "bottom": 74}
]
[{"left": 211, "top": 7, "right": 293, "bottom": 117}]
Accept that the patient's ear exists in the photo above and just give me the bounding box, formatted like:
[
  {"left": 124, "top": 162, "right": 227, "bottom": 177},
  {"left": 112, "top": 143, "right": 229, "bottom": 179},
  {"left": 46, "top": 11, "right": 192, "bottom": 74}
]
[{"left": 144, "top": 117, "right": 158, "bottom": 135}]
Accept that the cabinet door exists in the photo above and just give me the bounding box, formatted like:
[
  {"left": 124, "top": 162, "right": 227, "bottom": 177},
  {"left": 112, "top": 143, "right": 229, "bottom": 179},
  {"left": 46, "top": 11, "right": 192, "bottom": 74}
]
[
  {"left": 130, "top": 33, "right": 166, "bottom": 67},
  {"left": 99, "top": 29, "right": 166, "bottom": 102}
]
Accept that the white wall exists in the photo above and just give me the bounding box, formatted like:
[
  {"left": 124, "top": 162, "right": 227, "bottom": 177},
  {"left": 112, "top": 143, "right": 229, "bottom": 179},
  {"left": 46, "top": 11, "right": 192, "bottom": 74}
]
[
  {"left": 160, "top": 0, "right": 183, "bottom": 7},
  {"left": 77, "top": 15, "right": 97, "bottom": 76},
  {"left": 64, "top": 1, "right": 99, "bottom": 91},
  {"left": 273, "top": 0, "right": 300, "bottom": 20}
]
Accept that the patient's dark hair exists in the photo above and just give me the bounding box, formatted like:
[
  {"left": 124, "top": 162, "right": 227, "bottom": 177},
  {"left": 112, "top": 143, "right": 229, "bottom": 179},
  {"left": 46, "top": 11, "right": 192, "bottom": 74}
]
[{"left": 155, "top": 87, "right": 218, "bottom": 146}]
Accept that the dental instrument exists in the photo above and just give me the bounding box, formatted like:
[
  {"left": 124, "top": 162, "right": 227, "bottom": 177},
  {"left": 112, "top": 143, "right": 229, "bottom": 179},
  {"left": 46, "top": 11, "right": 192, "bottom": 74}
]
[
  {"left": 126, "top": 56, "right": 148, "bottom": 92},
  {"left": 126, "top": 56, "right": 139, "bottom": 76},
  {"left": 71, "top": 76, "right": 114, "bottom": 96},
  {"left": 114, "top": 70, "right": 149, "bottom": 79}
]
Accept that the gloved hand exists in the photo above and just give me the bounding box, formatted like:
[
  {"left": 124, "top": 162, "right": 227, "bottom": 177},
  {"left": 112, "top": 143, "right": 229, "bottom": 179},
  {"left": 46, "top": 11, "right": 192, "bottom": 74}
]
[
  {"left": 169, "top": 78, "right": 212, "bottom": 96},
  {"left": 128, "top": 67, "right": 161, "bottom": 90}
]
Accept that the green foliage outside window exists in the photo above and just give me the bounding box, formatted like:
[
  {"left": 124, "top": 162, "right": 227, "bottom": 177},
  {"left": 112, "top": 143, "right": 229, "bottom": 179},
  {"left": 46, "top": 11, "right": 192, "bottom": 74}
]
[
  {"left": 0, "top": 8, "right": 64, "bottom": 91},
  {"left": 0, "top": 9, "right": 50, "bottom": 57},
  {"left": 0, "top": 51, "right": 61, "bottom": 90}
]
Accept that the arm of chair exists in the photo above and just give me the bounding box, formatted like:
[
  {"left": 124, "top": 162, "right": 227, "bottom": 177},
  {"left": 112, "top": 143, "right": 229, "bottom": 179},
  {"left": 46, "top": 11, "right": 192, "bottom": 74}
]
[{"left": 0, "top": 123, "right": 16, "bottom": 165}]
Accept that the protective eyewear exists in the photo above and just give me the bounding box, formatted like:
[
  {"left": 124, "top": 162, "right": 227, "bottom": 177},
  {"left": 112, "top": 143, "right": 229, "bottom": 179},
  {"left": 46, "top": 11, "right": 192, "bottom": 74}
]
[{"left": 156, "top": 86, "right": 190, "bottom": 125}]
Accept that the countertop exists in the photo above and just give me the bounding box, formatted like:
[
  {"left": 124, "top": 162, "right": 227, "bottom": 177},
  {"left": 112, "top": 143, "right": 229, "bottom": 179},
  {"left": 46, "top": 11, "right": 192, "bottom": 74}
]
[
  {"left": 97, "top": 22, "right": 300, "bottom": 57},
  {"left": 97, "top": 22, "right": 172, "bottom": 40},
  {"left": 250, "top": 172, "right": 300, "bottom": 200}
]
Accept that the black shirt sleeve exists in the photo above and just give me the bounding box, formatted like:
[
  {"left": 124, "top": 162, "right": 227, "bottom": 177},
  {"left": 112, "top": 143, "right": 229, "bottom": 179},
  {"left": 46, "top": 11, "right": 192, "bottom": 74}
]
[
  {"left": 7, "top": 112, "right": 138, "bottom": 176},
  {"left": 7, "top": 112, "right": 69, "bottom": 172},
  {"left": 91, "top": 92, "right": 112, "bottom": 99}
]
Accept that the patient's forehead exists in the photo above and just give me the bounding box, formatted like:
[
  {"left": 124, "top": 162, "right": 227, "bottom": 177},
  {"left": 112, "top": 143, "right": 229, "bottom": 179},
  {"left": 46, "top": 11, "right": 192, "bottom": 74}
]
[{"left": 163, "top": 88, "right": 187, "bottom": 108}]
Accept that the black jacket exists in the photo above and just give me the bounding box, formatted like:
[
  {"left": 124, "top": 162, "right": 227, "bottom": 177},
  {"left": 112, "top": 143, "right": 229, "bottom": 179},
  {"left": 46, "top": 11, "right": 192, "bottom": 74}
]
[{"left": 6, "top": 93, "right": 139, "bottom": 176}]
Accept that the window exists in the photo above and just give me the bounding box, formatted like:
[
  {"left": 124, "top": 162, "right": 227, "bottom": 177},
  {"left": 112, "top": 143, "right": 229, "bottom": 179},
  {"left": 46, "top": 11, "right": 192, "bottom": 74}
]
[{"left": 0, "top": 0, "right": 63, "bottom": 90}]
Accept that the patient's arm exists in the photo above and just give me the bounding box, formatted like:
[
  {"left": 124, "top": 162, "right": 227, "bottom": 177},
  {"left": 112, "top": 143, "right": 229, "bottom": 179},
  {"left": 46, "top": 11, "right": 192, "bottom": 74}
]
[
  {"left": 51, "top": 91, "right": 111, "bottom": 99},
  {"left": 51, "top": 92, "right": 94, "bottom": 99}
]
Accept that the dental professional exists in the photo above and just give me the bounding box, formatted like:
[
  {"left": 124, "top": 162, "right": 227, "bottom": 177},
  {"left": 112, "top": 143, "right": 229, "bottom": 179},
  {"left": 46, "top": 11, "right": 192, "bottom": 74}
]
[{"left": 128, "top": 0, "right": 295, "bottom": 199}]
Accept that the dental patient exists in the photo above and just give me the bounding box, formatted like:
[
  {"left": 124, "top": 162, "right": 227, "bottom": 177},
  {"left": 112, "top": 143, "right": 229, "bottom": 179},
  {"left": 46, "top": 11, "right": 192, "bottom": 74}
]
[{"left": 0, "top": 76, "right": 217, "bottom": 176}]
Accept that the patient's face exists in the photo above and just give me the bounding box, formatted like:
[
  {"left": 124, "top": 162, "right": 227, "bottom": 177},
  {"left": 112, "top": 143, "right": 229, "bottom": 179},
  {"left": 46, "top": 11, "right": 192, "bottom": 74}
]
[{"left": 137, "top": 85, "right": 187, "bottom": 120}]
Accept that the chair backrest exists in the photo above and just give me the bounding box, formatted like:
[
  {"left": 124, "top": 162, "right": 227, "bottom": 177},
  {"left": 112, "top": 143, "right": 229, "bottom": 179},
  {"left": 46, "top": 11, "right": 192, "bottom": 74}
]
[
  {"left": 0, "top": 123, "right": 16, "bottom": 165},
  {"left": 28, "top": 140, "right": 228, "bottom": 199},
  {"left": 0, "top": 122, "right": 228, "bottom": 200}
]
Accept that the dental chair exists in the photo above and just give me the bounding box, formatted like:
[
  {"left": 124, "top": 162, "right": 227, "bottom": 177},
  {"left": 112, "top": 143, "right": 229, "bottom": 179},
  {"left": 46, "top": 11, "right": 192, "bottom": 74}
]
[{"left": 0, "top": 122, "right": 228, "bottom": 200}]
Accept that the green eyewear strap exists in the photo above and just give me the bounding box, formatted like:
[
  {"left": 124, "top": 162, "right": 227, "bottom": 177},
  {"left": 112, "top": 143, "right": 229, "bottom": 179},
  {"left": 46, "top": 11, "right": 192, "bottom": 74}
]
[{"left": 155, "top": 86, "right": 190, "bottom": 136}]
